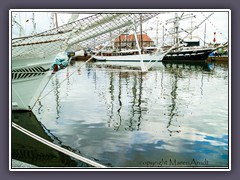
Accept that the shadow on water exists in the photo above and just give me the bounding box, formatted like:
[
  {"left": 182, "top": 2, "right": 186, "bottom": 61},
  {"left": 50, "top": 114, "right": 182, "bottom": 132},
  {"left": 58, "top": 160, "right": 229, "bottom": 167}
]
[{"left": 11, "top": 111, "right": 92, "bottom": 167}]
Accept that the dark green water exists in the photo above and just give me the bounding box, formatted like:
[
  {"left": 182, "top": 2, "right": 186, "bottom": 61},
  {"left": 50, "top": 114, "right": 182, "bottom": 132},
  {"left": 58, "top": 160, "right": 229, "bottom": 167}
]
[{"left": 12, "top": 60, "right": 229, "bottom": 169}]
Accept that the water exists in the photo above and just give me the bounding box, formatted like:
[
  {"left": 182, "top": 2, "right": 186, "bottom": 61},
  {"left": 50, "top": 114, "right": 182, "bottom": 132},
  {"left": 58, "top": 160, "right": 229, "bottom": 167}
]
[{"left": 12, "top": 60, "right": 229, "bottom": 168}]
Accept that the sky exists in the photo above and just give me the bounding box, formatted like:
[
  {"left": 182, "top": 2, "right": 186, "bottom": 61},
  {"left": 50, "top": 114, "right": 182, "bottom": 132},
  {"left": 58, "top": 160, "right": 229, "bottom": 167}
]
[
  {"left": 11, "top": 10, "right": 229, "bottom": 46},
  {"left": 143, "top": 11, "right": 229, "bottom": 46}
]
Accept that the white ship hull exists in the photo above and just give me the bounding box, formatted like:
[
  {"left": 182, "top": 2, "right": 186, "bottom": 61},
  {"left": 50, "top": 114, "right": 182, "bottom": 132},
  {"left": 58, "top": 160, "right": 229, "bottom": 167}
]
[
  {"left": 11, "top": 34, "right": 71, "bottom": 111},
  {"left": 11, "top": 53, "right": 64, "bottom": 111},
  {"left": 12, "top": 68, "right": 52, "bottom": 111},
  {"left": 93, "top": 53, "right": 165, "bottom": 62}
]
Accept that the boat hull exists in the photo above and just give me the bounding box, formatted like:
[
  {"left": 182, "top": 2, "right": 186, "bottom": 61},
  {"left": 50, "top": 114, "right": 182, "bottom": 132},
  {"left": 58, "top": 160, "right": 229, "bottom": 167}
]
[
  {"left": 162, "top": 48, "right": 214, "bottom": 61},
  {"left": 93, "top": 53, "right": 165, "bottom": 62},
  {"left": 11, "top": 51, "right": 71, "bottom": 111},
  {"left": 12, "top": 63, "right": 53, "bottom": 111}
]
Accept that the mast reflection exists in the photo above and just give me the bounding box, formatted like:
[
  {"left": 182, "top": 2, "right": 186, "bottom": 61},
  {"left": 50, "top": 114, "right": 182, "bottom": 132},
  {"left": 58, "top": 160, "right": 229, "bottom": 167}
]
[
  {"left": 162, "top": 60, "right": 214, "bottom": 136},
  {"left": 92, "top": 63, "right": 147, "bottom": 132}
]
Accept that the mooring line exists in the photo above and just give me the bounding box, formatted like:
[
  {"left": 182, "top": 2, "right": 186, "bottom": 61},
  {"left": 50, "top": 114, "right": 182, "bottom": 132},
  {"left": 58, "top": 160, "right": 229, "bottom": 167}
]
[
  {"left": 12, "top": 122, "right": 106, "bottom": 168},
  {"left": 37, "top": 25, "right": 135, "bottom": 103},
  {"left": 38, "top": 47, "right": 110, "bottom": 103},
  {"left": 37, "top": 57, "right": 90, "bottom": 102}
]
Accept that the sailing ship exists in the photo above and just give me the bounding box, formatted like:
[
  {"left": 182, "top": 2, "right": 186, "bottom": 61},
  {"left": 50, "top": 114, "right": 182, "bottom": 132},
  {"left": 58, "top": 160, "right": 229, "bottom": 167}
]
[
  {"left": 92, "top": 14, "right": 173, "bottom": 67},
  {"left": 162, "top": 13, "right": 215, "bottom": 61},
  {"left": 11, "top": 12, "right": 159, "bottom": 111},
  {"left": 92, "top": 48, "right": 166, "bottom": 62},
  {"left": 93, "top": 33, "right": 154, "bottom": 61},
  {"left": 162, "top": 39, "right": 215, "bottom": 61},
  {"left": 92, "top": 12, "right": 216, "bottom": 64}
]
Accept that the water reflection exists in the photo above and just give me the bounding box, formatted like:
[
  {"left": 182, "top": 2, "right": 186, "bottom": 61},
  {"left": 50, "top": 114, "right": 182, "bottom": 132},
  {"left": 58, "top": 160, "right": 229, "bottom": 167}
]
[
  {"left": 31, "top": 60, "right": 228, "bottom": 168},
  {"left": 162, "top": 61, "right": 216, "bottom": 136},
  {"left": 91, "top": 63, "right": 148, "bottom": 132},
  {"left": 11, "top": 111, "right": 91, "bottom": 167},
  {"left": 37, "top": 67, "right": 72, "bottom": 123},
  {"left": 91, "top": 61, "right": 216, "bottom": 135}
]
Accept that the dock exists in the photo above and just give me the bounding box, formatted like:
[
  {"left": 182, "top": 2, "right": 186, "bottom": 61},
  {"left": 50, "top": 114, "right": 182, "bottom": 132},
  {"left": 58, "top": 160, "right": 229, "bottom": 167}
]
[
  {"left": 72, "top": 54, "right": 229, "bottom": 62},
  {"left": 12, "top": 159, "right": 38, "bottom": 168},
  {"left": 207, "top": 56, "right": 228, "bottom": 61},
  {"left": 72, "top": 55, "right": 92, "bottom": 61}
]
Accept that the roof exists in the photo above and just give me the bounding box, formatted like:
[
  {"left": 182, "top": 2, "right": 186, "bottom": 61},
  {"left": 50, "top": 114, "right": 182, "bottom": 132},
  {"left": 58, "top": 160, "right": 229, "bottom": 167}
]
[{"left": 115, "top": 33, "right": 153, "bottom": 43}]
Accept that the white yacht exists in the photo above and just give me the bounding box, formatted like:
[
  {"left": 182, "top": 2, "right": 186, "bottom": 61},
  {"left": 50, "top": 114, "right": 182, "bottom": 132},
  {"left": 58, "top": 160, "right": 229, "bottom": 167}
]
[{"left": 92, "top": 48, "right": 166, "bottom": 62}]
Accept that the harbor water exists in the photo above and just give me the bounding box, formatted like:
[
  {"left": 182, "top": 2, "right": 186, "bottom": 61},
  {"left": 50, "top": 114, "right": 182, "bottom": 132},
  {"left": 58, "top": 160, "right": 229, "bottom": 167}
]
[{"left": 11, "top": 60, "right": 229, "bottom": 168}]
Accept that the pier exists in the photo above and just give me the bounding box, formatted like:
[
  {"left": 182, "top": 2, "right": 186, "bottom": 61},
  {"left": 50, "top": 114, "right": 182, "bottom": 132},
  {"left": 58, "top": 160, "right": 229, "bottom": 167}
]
[{"left": 207, "top": 56, "right": 228, "bottom": 61}]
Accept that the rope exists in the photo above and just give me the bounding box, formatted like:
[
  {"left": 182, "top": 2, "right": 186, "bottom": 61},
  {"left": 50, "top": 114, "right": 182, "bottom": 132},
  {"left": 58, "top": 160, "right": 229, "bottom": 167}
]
[
  {"left": 12, "top": 122, "right": 106, "bottom": 168},
  {"left": 201, "top": 12, "right": 228, "bottom": 41},
  {"left": 36, "top": 14, "right": 176, "bottom": 103},
  {"left": 35, "top": 14, "right": 161, "bottom": 103},
  {"left": 38, "top": 24, "right": 135, "bottom": 102},
  {"left": 12, "top": 13, "right": 158, "bottom": 59},
  {"left": 146, "top": 43, "right": 182, "bottom": 70}
]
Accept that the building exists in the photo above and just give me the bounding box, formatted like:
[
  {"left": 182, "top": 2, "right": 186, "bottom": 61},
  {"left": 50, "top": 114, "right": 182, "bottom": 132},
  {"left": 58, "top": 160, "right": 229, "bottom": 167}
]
[{"left": 114, "top": 33, "right": 155, "bottom": 49}]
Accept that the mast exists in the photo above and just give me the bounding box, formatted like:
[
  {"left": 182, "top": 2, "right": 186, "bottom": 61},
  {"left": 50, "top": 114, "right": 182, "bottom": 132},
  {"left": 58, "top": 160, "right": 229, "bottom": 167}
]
[
  {"left": 190, "top": 15, "right": 193, "bottom": 39},
  {"left": 174, "top": 13, "right": 179, "bottom": 45},
  {"left": 140, "top": 14, "right": 143, "bottom": 50},
  {"left": 156, "top": 17, "right": 159, "bottom": 47},
  {"left": 110, "top": 32, "right": 114, "bottom": 50},
  {"left": 118, "top": 30, "right": 121, "bottom": 51},
  {"left": 162, "top": 24, "right": 165, "bottom": 47},
  {"left": 32, "top": 13, "right": 36, "bottom": 35},
  {"left": 132, "top": 14, "right": 147, "bottom": 72},
  {"left": 204, "top": 23, "right": 206, "bottom": 47},
  {"left": 12, "top": 13, "right": 25, "bottom": 37},
  {"left": 166, "top": 12, "right": 202, "bottom": 48},
  {"left": 50, "top": 13, "right": 54, "bottom": 29},
  {"left": 55, "top": 13, "right": 59, "bottom": 32},
  {"left": 18, "top": 13, "right": 22, "bottom": 37}
]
